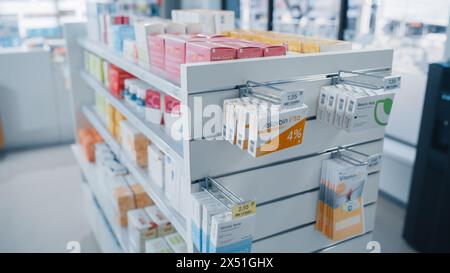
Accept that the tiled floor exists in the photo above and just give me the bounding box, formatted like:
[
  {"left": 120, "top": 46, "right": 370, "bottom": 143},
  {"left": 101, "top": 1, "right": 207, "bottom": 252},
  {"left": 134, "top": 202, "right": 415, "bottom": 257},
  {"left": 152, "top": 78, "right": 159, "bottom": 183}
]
[
  {"left": 0, "top": 144, "right": 417, "bottom": 253},
  {"left": 0, "top": 145, "right": 100, "bottom": 253}
]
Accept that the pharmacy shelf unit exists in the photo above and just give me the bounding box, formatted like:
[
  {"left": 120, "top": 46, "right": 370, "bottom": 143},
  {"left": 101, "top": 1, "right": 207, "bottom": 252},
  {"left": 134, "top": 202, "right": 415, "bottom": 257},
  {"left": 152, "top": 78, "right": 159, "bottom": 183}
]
[
  {"left": 81, "top": 105, "right": 187, "bottom": 239},
  {"left": 65, "top": 21, "right": 394, "bottom": 253},
  {"left": 79, "top": 70, "right": 183, "bottom": 163}
]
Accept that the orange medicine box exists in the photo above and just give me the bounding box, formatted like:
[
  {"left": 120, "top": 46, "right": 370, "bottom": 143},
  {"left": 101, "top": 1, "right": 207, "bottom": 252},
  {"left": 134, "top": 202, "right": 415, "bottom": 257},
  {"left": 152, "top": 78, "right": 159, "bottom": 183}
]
[{"left": 247, "top": 104, "right": 308, "bottom": 157}]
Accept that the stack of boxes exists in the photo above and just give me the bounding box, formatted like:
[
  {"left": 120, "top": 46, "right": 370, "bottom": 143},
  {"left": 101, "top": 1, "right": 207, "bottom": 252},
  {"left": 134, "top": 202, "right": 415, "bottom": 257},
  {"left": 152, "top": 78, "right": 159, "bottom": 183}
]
[
  {"left": 222, "top": 94, "right": 308, "bottom": 158},
  {"left": 120, "top": 120, "right": 150, "bottom": 168},
  {"left": 104, "top": 102, "right": 127, "bottom": 142},
  {"left": 171, "top": 9, "right": 235, "bottom": 34},
  {"left": 127, "top": 205, "right": 185, "bottom": 253},
  {"left": 92, "top": 141, "right": 189, "bottom": 253},
  {"left": 95, "top": 144, "right": 154, "bottom": 227},
  {"left": 84, "top": 51, "right": 105, "bottom": 83},
  {"left": 146, "top": 33, "right": 287, "bottom": 84},
  {"left": 108, "top": 64, "right": 135, "bottom": 99},
  {"left": 316, "top": 84, "right": 396, "bottom": 132},
  {"left": 78, "top": 128, "right": 104, "bottom": 162},
  {"left": 191, "top": 190, "right": 256, "bottom": 253},
  {"left": 147, "top": 144, "right": 165, "bottom": 189}
]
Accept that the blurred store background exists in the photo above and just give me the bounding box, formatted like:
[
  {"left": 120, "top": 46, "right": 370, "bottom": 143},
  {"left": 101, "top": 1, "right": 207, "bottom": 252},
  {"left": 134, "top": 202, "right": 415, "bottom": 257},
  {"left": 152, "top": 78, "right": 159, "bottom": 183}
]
[{"left": 0, "top": 0, "right": 449, "bottom": 253}]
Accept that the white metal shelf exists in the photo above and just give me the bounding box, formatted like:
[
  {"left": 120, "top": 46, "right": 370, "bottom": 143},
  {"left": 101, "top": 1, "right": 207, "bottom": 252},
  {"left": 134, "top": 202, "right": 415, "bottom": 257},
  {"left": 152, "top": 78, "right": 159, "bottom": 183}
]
[
  {"left": 81, "top": 105, "right": 188, "bottom": 241},
  {"left": 71, "top": 144, "right": 128, "bottom": 252},
  {"left": 78, "top": 38, "right": 182, "bottom": 100},
  {"left": 80, "top": 70, "right": 184, "bottom": 163}
]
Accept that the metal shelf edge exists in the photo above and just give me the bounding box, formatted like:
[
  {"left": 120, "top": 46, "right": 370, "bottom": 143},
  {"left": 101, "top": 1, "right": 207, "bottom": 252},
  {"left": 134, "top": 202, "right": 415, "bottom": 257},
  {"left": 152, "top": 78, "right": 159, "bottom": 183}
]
[{"left": 78, "top": 38, "right": 182, "bottom": 100}]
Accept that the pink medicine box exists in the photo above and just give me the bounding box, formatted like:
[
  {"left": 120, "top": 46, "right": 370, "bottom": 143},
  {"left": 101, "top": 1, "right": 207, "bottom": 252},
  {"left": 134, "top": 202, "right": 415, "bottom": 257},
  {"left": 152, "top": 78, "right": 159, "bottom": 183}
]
[
  {"left": 148, "top": 34, "right": 165, "bottom": 74},
  {"left": 243, "top": 41, "right": 287, "bottom": 57},
  {"left": 164, "top": 35, "right": 205, "bottom": 83},
  {"left": 215, "top": 41, "right": 263, "bottom": 59},
  {"left": 186, "top": 41, "right": 236, "bottom": 63}
]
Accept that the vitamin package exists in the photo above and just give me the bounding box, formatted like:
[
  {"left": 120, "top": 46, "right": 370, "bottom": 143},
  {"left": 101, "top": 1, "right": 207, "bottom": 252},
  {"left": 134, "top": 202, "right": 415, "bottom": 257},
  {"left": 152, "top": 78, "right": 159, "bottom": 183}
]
[
  {"left": 222, "top": 88, "right": 308, "bottom": 157},
  {"left": 317, "top": 84, "right": 396, "bottom": 132},
  {"left": 315, "top": 155, "right": 367, "bottom": 241},
  {"left": 191, "top": 189, "right": 256, "bottom": 253}
]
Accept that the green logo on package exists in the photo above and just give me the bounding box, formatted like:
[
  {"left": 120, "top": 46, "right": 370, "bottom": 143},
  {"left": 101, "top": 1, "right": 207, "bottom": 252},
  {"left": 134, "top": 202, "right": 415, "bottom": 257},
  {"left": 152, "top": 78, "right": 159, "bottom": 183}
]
[{"left": 374, "top": 98, "right": 393, "bottom": 126}]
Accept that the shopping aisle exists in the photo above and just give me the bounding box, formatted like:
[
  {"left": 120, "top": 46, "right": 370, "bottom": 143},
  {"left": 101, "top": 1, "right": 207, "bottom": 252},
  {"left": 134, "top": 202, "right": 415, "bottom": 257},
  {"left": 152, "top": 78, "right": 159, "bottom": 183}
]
[
  {"left": 0, "top": 145, "right": 100, "bottom": 253},
  {"left": 0, "top": 144, "right": 417, "bottom": 253},
  {"left": 373, "top": 196, "right": 416, "bottom": 253}
]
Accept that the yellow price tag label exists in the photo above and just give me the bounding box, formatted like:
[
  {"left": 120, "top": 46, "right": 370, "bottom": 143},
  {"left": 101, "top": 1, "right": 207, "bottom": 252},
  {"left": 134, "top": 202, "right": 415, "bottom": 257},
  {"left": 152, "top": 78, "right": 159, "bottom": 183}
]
[{"left": 232, "top": 201, "right": 256, "bottom": 219}]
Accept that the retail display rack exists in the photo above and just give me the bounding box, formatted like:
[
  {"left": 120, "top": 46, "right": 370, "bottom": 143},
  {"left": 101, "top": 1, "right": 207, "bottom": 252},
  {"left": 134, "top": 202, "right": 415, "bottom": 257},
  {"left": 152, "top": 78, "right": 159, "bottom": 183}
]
[{"left": 65, "top": 21, "right": 394, "bottom": 253}]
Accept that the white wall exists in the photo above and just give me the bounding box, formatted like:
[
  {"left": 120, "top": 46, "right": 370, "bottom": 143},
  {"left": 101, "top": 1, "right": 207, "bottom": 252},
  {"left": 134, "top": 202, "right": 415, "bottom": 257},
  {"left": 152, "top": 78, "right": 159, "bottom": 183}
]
[{"left": 0, "top": 48, "right": 74, "bottom": 150}]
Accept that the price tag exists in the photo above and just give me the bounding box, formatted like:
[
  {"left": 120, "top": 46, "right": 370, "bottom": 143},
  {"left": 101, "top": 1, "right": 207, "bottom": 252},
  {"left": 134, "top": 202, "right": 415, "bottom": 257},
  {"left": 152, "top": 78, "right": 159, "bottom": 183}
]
[
  {"left": 232, "top": 200, "right": 256, "bottom": 219},
  {"left": 383, "top": 76, "right": 401, "bottom": 90},
  {"left": 368, "top": 154, "right": 382, "bottom": 168},
  {"left": 280, "top": 90, "right": 304, "bottom": 108}
]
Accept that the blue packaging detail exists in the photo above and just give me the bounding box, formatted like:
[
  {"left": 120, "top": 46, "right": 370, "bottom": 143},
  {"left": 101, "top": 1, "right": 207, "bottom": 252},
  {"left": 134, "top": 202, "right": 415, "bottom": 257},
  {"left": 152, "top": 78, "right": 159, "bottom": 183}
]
[
  {"left": 111, "top": 25, "right": 135, "bottom": 52},
  {"left": 136, "top": 97, "right": 145, "bottom": 107},
  {"left": 191, "top": 221, "right": 202, "bottom": 252},
  {"left": 209, "top": 237, "right": 253, "bottom": 253},
  {"left": 201, "top": 230, "right": 208, "bottom": 253}
]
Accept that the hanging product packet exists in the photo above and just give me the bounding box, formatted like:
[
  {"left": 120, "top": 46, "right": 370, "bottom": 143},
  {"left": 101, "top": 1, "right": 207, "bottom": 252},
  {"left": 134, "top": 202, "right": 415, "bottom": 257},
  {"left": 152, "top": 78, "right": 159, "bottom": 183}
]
[
  {"left": 316, "top": 154, "right": 367, "bottom": 241},
  {"left": 317, "top": 75, "right": 400, "bottom": 132},
  {"left": 222, "top": 87, "right": 307, "bottom": 157}
]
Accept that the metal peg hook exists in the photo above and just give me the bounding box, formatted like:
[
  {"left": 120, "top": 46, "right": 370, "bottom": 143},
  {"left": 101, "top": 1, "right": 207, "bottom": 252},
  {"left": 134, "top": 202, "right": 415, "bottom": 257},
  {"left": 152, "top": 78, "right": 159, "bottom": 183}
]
[
  {"left": 331, "top": 146, "right": 370, "bottom": 166},
  {"left": 337, "top": 70, "right": 401, "bottom": 91},
  {"left": 202, "top": 177, "right": 243, "bottom": 208}
]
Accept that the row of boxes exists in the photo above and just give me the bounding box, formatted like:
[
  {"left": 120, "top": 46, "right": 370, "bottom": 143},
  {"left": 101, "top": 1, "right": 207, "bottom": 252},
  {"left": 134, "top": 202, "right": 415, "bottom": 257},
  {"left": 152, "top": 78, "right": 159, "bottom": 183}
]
[
  {"left": 94, "top": 92, "right": 188, "bottom": 223},
  {"left": 223, "top": 95, "right": 308, "bottom": 158},
  {"left": 149, "top": 34, "right": 287, "bottom": 84},
  {"left": 120, "top": 120, "right": 150, "bottom": 168},
  {"left": 191, "top": 190, "right": 256, "bottom": 253},
  {"left": 127, "top": 206, "right": 181, "bottom": 252},
  {"left": 224, "top": 30, "right": 352, "bottom": 53},
  {"left": 92, "top": 142, "right": 186, "bottom": 252},
  {"left": 87, "top": 54, "right": 183, "bottom": 140},
  {"left": 95, "top": 143, "right": 153, "bottom": 227},
  {"left": 86, "top": 0, "right": 160, "bottom": 49},
  {"left": 317, "top": 84, "right": 396, "bottom": 132}
]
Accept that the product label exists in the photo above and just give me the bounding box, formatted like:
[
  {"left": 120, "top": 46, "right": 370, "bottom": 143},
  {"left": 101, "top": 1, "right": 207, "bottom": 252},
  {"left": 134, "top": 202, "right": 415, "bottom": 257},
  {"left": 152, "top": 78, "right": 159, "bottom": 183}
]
[
  {"left": 165, "top": 96, "right": 181, "bottom": 115},
  {"left": 232, "top": 200, "right": 256, "bottom": 219},
  {"left": 383, "top": 76, "right": 401, "bottom": 90},
  {"left": 248, "top": 104, "right": 308, "bottom": 157},
  {"left": 367, "top": 154, "right": 382, "bottom": 168},
  {"left": 146, "top": 90, "right": 161, "bottom": 109},
  {"left": 280, "top": 90, "right": 304, "bottom": 108}
]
